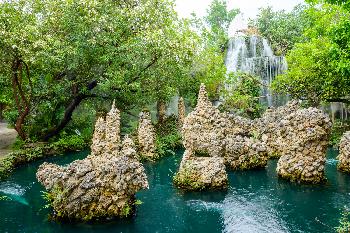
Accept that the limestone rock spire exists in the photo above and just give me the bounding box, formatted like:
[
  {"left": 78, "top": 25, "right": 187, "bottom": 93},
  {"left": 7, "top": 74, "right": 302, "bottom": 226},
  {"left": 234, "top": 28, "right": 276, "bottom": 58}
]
[
  {"left": 137, "top": 111, "right": 157, "bottom": 160},
  {"left": 91, "top": 117, "right": 106, "bottom": 156},
  {"left": 178, "top": 97, "right": 186, "bottom": 129},
  {"left": 105, "top": 100, "right": 121, "bottom": 154}
]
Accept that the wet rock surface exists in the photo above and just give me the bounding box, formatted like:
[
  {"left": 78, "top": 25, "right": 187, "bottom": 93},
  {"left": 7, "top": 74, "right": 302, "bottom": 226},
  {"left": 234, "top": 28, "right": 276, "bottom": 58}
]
[
  {"left": 337, "top": 131, "right": 350, "bottom": 172},
  {"left": 36, "top": 103, "right": 149, "bottom": 221}
]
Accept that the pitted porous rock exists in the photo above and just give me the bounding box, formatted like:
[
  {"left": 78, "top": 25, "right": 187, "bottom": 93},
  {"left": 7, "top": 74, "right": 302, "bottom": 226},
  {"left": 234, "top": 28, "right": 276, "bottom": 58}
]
[
  {"left": 105, "top": 100, "right": 121, "bottom": 155},
  {"left": 253, "top": 100, "right": 301, "bottom": 157},
  {"left": 337, "top": 131, "right": 350, "bottom": 172},
  {"left": 174, "top": 150, "right": 228, "bottom": 190},
  {"left": 276, "top": 108, "right": 332, "bottom": 183},
  {"left": 227, "top": 114, "right": 253, "bottom": 136},
  {"left": 178, "top": 97, "right": 186, "bottom": 129},
  {"left": 224, "top": 135, "right": 268, "bottom": 170},
  {"left": 137, "top": 111, "right": 157, "bottom": 160},
  {"left": 121, "top": 135, "right": 137, "bottom": 158},
  {"left": 181, "top": 83, "right": 267, "bottom": 168},
  {"left": 91, "top": 100, "right": 121, "bottom": 156},
  {"left": 90, "top": 117, "right": 106, "bottom": 156},
  {"left": 37, "top": 102, "right": 148, "bottom": 221},
  {"left": 182, "top": 84, "right": 230, "bottom": 157},
  {"left": 37, "top": 154, "right": 148, "bottom": 221}
]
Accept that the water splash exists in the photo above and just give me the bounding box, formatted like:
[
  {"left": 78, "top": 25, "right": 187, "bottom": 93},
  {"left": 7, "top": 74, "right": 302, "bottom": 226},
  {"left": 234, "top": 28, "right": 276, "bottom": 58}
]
[
  {"left": 186, "top": 191, "right": 290, "bottom": 233},
  {"left": 0, "top": 182, "right": 29, "bottom": 206},
  {"left": 326, "top": 158, "right": 338, "bottom": 166}
]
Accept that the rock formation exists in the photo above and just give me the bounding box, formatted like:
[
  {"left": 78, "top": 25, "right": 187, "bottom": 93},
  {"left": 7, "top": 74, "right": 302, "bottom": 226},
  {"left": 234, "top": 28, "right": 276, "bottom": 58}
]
[
  {"left": 121, "top": 135, "right": 137, "bottom": 159},
  {"left": 37, "top": 103, "right": 149, "bottom": 221},
  {"left": 276, "top": 108, "right": 332, "bottom": 183},
  {"left": 253, "top": 100, "right": 301, "bottom": 158},
  {"left": 137, "top": 111, "right": 157, "bottom": 160},
  {"left": 179, "top": 84, "right": 332, "bottom": 184},
  {"left": 105, "top": 100, "right": 121, "bottom": 154},
  {"left": 178, "top": 97, "right": 186, "bottom": 129},
  {"left": 173, "top": 150, "right": 228, "bottom": 190},
  {"left": 337, "top": 131, "right": 350, "bottom": 172},
  {"left": 224, "top": 135, "right": 268, "bottom": 170},
  {"left": 37, "top": 154, "right": 148, "bottom": 221},
  {"left": 91, "top": 101, "right": 121, "bottom": 156},
  {"left": 90, "top": 117, "right": 106, "bottom": 156},
  {"left": 182, "top": 84, "right": 229, "bottom": 157}
]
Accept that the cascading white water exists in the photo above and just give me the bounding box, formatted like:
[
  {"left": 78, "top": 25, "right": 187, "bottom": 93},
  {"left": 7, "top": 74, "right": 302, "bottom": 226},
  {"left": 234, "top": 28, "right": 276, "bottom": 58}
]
[{"left": 225, "top": 35, "right": 288, "bottom": 107}]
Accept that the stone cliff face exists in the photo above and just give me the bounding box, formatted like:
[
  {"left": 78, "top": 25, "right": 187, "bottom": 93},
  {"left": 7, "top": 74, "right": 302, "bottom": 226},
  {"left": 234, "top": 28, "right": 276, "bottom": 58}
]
[
  {"left": 137, "top": 111, "right": 157, "bottom": 160},
  {"left": 337, "top": 132, "right": 350, "bottom": 172},
  {"left": 37, "top": 103, "right": 149, "bottom": 221}
]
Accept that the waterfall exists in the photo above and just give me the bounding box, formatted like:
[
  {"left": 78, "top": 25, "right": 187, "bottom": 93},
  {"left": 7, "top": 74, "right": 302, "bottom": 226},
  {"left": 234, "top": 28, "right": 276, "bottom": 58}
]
[{"left": 225, "top": 35, "right": 288, "bottom": 107}]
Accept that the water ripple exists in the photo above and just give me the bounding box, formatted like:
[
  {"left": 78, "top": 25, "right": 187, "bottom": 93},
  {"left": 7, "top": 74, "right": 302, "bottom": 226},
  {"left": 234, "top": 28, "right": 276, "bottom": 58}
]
[{"left": 0, "top": 182, "right": 29, "bottom": 205}]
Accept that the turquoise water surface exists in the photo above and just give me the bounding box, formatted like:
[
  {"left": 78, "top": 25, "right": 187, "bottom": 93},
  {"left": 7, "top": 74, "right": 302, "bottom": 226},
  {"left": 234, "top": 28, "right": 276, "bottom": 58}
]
[{"left": 0, "top": 149, "right": 349, "bottom": 233}]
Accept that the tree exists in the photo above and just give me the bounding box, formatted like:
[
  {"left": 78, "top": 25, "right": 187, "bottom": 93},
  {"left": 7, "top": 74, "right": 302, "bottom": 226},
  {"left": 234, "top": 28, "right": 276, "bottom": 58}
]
[
  {"left": 189, "top": 0, "right": 239, "bottom": 101},
  {"left": 221, "top": 73, "right": 263, "bottom": 118},
  {"left": 250, "top": 4, "right": 311, "bottom": 55},
  {"left": 0, "top": 0, "right": 197, "bottom": 141},
  {"left": 272, "top": 4, "right": 350, "bottom": 106},
  {"left": 306, "top": 0, "right": 350, "bottom": 10}
]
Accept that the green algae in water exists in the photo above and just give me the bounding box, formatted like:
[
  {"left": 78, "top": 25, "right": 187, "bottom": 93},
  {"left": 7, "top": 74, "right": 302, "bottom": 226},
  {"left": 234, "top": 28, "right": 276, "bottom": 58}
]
[{"left": 0, "top": 148, "right": 350, "bottom": 232}]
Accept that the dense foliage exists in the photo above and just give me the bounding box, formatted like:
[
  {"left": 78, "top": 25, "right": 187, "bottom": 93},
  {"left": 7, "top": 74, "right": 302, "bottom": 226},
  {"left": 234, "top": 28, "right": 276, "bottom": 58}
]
[
  {"left": 0, "top": 0, "right": 197, "bottom": 142},
  {"left": 155, "top": 115, "right": 183, "bottom": 157},
  {"left": 272, "top": 3, "right": 350, "bottom": 106},
  {"left": 250, "top": 5, "right": 310, "bottom": 55},
  {"left": 221, "top": 73, "right": 263, "bottom": 118},
  {"left": 189, "top": 0, "right": 239, "bottom": 101}
]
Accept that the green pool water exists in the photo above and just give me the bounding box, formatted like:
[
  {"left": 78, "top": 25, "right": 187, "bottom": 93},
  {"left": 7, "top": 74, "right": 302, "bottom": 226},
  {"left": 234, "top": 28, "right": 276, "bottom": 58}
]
[{"left": 0, "top": 149, "right": 349, "bottom": 233}]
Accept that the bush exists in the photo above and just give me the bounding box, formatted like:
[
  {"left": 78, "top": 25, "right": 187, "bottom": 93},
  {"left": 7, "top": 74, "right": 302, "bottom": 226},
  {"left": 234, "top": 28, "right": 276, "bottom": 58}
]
[
  {"left": 155, "top": 115, "right": 183, "bottom": 157},
  {"left": 0, "top": 134, "right": 89, "bottom": 180},
  {"left": 329, "top": 120, "right": 350, "bottom": 147},
  {"left": 51, "top": 134, "right": 88, "bottom": 151}
]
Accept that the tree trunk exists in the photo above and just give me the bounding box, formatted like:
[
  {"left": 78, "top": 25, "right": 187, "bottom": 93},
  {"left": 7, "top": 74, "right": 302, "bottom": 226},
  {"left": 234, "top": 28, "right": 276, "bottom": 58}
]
[
  {"left": 157, "top": 100, "right": 166, "bottom": 123},
  {"left": 42, "top": 80, "right": 98, "bottom": 141},
  {"left": 0, "top": 103, "right": 3, "bottom": 122},
  {"left": 11, "top": 58, "right": 31, "bottom": 140}
]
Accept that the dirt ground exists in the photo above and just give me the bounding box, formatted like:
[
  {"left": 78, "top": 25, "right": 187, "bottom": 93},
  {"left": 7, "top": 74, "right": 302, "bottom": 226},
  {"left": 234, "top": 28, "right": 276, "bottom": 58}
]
[{"left": 0, "top": 123, "right": 17, "bottom": 159}]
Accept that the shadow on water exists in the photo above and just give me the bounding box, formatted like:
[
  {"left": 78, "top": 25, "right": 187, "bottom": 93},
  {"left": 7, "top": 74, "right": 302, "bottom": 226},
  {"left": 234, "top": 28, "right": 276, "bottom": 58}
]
[{"left": 0, "top": 148, "right": 350, "bottom": 233}]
